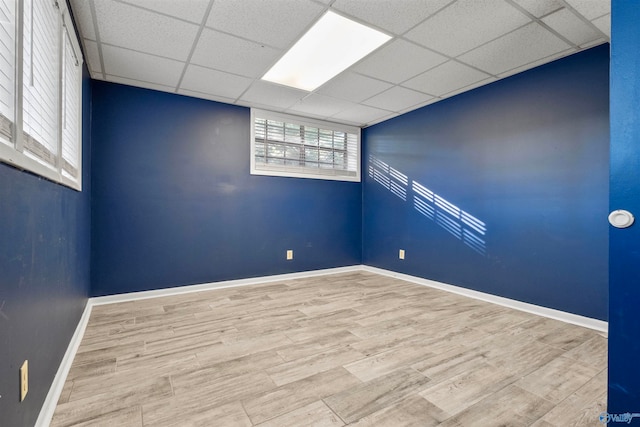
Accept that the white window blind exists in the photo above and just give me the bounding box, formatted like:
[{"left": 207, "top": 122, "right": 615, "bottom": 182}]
[
  {"left": 61, "top": 23, "right": 80, "bottom": 179},
  {"left": 0, "top": 0, "right": 15, "bottom": 142},
  {"left": 251, "top": 109, "right": 360, "bottom": 182},
  {"left": 22, "top": 0, "right": 60, "bottom": 167}
]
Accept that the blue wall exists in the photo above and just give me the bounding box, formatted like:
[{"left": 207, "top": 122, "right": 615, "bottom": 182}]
[
  {"left": 0, "top": 68, "right": 91, "bottom": 426},
  {"left": 363, "top": 45, "right": 609, "bottom": 321},
  {"left": 608, "top": 0, "right": 640, "bottom": 412},
  {"left": 90, "top": 82, "right": 362, "bottom": 296}
]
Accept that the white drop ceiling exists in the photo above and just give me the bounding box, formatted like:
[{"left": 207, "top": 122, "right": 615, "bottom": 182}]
[{"left": 69, "top": 0, "right": 610, "bottom": 127}]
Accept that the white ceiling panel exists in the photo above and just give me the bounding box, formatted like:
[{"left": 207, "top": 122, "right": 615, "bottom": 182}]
[
  {"left": 351, "top": 39, "right": 447, "bottom": 84},
  {"left": 397, "top": 98, "right": 440, "bottom": 116},
  {"left": 240, "top": 81, "right": 308, "bottom": 110},
  {"left": 510, "top": 0, "right": 563, "bottom": 18},
  {"left": 178, "top": 89, "right": 236, "bottom": 105},
  {"left": 439, "top": 77, "right": 497, "bottom": 98},
  {"left": 93, "top": 0, "right": 199, "bottom": 61},
  {"left": 403, "top": 60, "right": 492, "bottom": 97},
  {"left": 288, "top": 94, "right": 355, "bottom": 118},
  {"left": 316, "top": 72, "right": 393, "bottom": 103},
  {"left": 180, "top": 65, "right": 253, "bottom": 100},
  {"left": 580, "top": 37, "right": 607, "bottom": 49},
  {"left": 102, "top": 45, "right": 185, "bottom": 87},
  {"left": 83, "top": 40, "right": 103, "bottom": 75},
  {"left": 592, "top": 14, "right": 611, "bottom": 38},
  {"left": 405, "top": 0, "right": 531, "bottom": 57},
  {"left": 331, "top": 104, "right": 392, "bottom": 126},
  {"left": 120, "top": 0, "right": 211, "bottom": 24},
  {"left": 70, "top": 0, "right": 611, "bottom": 128},
  {"left": 332, "top": 0, "right": 454, "bottom": 35},
  {"left": 458, "top": 22, "right": 572, "bottom": 75},
  {"left": 206, "top": 0, "right": 324, "bottom": 49},
  {"left": 191, "top": 29, "right": 282, "bottom": 78},
  {"left": 70, "top": 0, "right": 96, "bottom": 40},
  {"left": 542, "top": 8, "right": 601, "bottom": 46},
  {"left": 105, "top": 74, "right": 175, "bottom": 93},
  {"left": 497, "top": 49, "right": 573, "bottom": 78},
  {"left": 363, "top": 86, "right": 434, "bottom": 112},
  {"left": 563, "top": 0, "right": 610, "bottom": 20}
]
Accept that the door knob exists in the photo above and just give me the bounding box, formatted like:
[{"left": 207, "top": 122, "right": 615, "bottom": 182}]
[{"left": 609, "top": 210, "right": 635, "bottom": 228}]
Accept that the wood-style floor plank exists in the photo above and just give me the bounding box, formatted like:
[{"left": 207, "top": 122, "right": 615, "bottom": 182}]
[{"left": 51, "top": 271, "right": 607, "bottom": 426}]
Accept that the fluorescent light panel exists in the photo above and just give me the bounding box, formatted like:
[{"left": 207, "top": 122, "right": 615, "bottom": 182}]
[{"left": 262, "top": 11, "right": 391, "bottom": 91}]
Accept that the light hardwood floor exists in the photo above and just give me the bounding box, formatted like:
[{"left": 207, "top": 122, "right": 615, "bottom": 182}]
[{"left": 51, "top": 272, "right": 607, "bottom": 426}]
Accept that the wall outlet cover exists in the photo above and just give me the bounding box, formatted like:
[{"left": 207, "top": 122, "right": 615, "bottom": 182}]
[{"left": 20, "top": 360, "right": 28, "bottom": 402}]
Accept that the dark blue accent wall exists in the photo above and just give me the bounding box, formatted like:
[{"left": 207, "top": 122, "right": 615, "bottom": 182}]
[
  {"left": 363, "top": 45, "right": 609, "bottom": 321},
  {"left": 608, "top": 0, "right": 640, "bottom": 413},
  {"left": 90, "top": 82, "right": 362, "bottom": 296},
  {"left": 0, "top": 67, "right": 91, "bottom": 426}
]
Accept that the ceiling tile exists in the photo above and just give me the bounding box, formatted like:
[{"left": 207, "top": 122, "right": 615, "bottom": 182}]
[
  {"left": 331, "top": 104, "right": 392, "bottom": 125},
  {"left": 397, "top": 98, "right": 440, "bottom": 115},
  {"left": 316, "top": 72, "right": 393, "bottom": 103},
  {"left": 206, "top": 0, "right": 324, "bottom": 49},
  {"left": 363, "top": 86, "right": 433, "bottom": 112},
  {"left": 69, "top": 0, "right": 96, "bottom": 40},
  {"left": 332, "top": 0, "right": 453, "bottom": 35},
  {"left": 510, "top": 0, "right": 563, "bottom": 18},
  {"left": 239, "top": 81, "right": 307, "bottom": 110},
  {"left": 191, "top": 29, "right": 282, "bottom": 78},
  {"left": 563, "top": 0, "right": 610, "bottom": 20},
  {"left": 458, "top": 22, "right": 571, "bottom": 75},
  {"left": 580, "top": 38, "right": 607, "bottom": 49},
  {"left": 542, "top": 8, "right": 601, "bottom": 46},
  {"left": 287, "top": 94, "right": 355, "bottom": 118},
  {"left": 403, "top": 60, "right": 492, "bottom": 96},
  {"left": 102, "top": 44, "right": 185, "bottom": 87},
  {"left": 94, "top": 0, "right": 199, "bottom": 61},
  {"left": 180, "top": 65, "right": 253, "bottom": 99},
  {"left": 351, "top": 39, "right": 447, "bottom": 84},
  {"left": 592, "top": 14, "right": 610, "bottom": 38},
  {"left": 497, "top": 49, "right": 573, "bottom": 78},
  {"left": 439, "top": 77, "right": 497, "bottom": 98},
  {"left": 177, "top": 89, "right": 236, "bottom": 105},
  {"left": 83, "top": 39, "right": 103, "bottom": 75},
  {"left": 405, "top": 0, "right": 531, "bottom": 57},
  {"left": 120, "top": 0, "right": 211, "bottom": 24},
  {"left": 105, "top": 75, "right": 176, "bottom": 92}
]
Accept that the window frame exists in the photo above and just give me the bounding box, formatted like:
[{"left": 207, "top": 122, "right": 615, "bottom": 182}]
[
  {"left": 250, "top": 109, "right": 361, "bottom": 182},
  {"left": 0, "top": 0, "right": 83, "bottom": 191}
]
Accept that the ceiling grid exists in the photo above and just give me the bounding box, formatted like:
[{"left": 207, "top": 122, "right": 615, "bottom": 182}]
[{"left": 69, "top": 0, "right": 610, "bottom": 127}]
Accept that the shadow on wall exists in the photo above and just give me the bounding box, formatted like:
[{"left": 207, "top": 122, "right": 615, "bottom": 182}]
[{"left": 369, "top": 155, "right": 487, "bottom": 255}]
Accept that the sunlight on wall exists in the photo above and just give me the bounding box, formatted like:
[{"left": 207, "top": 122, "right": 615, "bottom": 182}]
[
  {"left": 369, "top": 156, "right": 408, "bottom": 201},
  {"left": 369, "top": 155, "right": 487, "bottom": 255}
]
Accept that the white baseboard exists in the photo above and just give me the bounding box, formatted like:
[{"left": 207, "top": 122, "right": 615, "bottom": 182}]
[
  {"left": 35, "top": 302, "right": 93, "bottom": 427},
  {"left": 37, "top": 263, "right": 607, "bottom": 426},
  {"left": 90, "top": 265, "right": 363, "bottom": 306},
  {"left": 362, "top": 265, "right": 608, "bottom": 334}
]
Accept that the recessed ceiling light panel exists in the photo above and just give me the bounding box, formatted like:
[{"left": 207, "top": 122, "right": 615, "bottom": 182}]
[{"left": 262, "top": 11, "right": 391, "bottom": 91}]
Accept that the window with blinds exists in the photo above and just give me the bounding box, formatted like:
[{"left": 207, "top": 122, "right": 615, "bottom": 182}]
[
  {"left": 23, "top": 0, "right": 60, "bottom": 166},
  {"left": 0, "top": 0, "right": 15, "bottom": 143},
  {"left": 61, "top": 23, "right": 81, "bottom": 180},
  {"left": 0, "top": 0, "right": 83, "bottom": 190},
  {"left": 251, "top": 109, "right": 360, "bottom": 182}
]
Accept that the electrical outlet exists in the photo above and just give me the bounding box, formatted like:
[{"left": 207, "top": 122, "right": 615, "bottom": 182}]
[
  {"left": 399, "top": 249, "right": 405, "bottom": 260},
  {"left": 20, "top": 360, "right": 28, "bottom": 402},
  {"left": 286, "top": 250, "right": 293, "bottom": 260}
]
